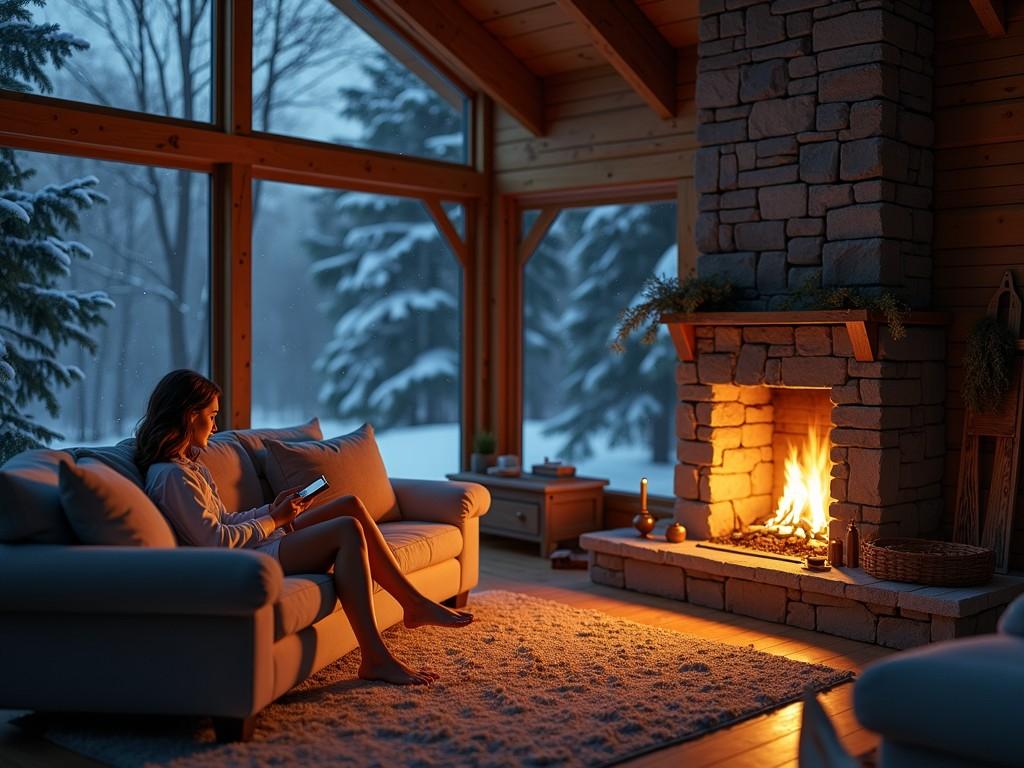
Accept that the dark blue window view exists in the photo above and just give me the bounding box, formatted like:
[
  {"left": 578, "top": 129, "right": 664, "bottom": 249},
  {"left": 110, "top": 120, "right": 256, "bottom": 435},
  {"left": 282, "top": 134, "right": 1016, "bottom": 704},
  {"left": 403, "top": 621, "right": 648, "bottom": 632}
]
[
  {"left": 252, "top": 182, "right": 462, "bottom": 478},
  {"left": 523, "top": 201, "right": 679, "bottom": 497}
]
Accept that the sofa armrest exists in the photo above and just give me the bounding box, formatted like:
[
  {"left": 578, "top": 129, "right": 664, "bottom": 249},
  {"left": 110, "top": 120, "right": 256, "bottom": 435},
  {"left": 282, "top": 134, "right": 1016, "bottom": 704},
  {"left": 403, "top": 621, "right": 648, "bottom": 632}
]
[
  {"left": 391, "top": 478, "right": 490, "bottom": 524},
  {"left": 0, "top": 544, "right": 282, "bottom": 615},
  {"left": 998, "top": 592, "right": 1024, "bottom": 636}
]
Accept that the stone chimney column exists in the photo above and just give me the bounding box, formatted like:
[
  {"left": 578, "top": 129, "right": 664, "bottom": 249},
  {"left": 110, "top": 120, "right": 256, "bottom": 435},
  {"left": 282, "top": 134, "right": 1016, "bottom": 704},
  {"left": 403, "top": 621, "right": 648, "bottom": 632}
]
[{"left": 694, "top": 1, "right": 935, "bottom": 309}]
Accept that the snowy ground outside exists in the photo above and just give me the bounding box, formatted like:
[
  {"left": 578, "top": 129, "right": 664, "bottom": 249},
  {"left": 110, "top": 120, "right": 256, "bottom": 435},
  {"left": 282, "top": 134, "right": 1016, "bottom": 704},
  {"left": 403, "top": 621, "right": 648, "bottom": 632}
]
[{"left": 50, "top": 414, "right": 675, "bottom": 499}]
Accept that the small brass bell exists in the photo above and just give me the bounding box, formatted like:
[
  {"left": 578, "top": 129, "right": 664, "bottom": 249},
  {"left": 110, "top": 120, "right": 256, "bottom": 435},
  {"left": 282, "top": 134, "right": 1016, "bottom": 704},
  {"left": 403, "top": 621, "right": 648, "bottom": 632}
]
[
  {"left": 665, "top": 522, "right": 687, "bottom": 543},
  {"left": 632, "top": 510, "right": 656, "bottom": 538}
]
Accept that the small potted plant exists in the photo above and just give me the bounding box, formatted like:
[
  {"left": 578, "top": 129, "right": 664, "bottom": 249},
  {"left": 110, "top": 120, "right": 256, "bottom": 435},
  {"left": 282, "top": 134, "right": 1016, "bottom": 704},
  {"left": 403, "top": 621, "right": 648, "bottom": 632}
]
[{"left": 470, "top": 431, "right": 497, "bottom": 474}]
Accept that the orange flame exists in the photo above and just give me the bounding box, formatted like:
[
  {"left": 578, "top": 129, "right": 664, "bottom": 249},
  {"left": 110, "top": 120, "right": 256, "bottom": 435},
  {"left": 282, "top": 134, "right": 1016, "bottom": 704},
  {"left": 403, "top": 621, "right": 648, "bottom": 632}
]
[{"left": 763, "top": 427, "right": 831, "bottom": 539}]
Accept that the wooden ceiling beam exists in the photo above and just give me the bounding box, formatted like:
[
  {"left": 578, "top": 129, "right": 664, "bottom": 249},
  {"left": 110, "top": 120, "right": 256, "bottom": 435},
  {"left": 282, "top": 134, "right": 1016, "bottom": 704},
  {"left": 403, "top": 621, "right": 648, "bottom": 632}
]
[
  {"left": 556, "top": 0, "right": 677, "bottom": 119},
  {"left": 365, "top": 0, "right": 545, "bottom": 136},
  {"left": 969, "top": 0, "right": 1007, "bottom": 36}
]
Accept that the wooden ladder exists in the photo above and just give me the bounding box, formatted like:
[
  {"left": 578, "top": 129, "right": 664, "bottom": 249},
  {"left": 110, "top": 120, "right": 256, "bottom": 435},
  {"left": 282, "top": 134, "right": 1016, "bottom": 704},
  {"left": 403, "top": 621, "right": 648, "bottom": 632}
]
[{"left": 954, "top": 271, "right": 1024, "bottom": 573}]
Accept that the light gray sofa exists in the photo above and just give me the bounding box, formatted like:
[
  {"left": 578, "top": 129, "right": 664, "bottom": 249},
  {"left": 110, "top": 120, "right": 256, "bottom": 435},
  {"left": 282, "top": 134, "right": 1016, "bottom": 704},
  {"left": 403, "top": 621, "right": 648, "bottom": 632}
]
[
  {"left": 0, "top": 423, "right": 489, "bottom": 741},
  {"left": 854, "top": 592, "right": 1024, "bottom": 767}
]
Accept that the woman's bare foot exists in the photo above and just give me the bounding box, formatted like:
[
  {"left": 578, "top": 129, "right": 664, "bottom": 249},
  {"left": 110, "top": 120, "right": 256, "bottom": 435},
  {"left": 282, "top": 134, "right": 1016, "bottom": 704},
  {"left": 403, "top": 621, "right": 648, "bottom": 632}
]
[
  {"left": 358, "top": 654, "right": 438, "bottom": 685},
  {"left": 403, "top": 599, "right": 474, "bottom": 630}
]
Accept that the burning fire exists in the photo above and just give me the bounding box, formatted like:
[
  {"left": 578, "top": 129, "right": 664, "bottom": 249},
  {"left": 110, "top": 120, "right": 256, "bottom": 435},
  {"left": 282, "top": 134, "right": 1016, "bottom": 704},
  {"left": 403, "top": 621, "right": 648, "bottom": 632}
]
[{"left": 762, "top": 427, "right": 831, "bottom": 540}]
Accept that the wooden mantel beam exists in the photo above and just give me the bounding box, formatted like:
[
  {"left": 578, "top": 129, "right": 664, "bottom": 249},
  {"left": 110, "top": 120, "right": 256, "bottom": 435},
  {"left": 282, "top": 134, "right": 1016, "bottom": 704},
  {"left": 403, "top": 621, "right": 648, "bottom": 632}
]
[
  {"left": 556, "top": 0, "right": 676, "bottom": 119},
  {"left": 969, "top": 0, "right": 1007, "bottom": 37},
  {"left": 365, "top": 0, "right": 545, "bottom": 136}
]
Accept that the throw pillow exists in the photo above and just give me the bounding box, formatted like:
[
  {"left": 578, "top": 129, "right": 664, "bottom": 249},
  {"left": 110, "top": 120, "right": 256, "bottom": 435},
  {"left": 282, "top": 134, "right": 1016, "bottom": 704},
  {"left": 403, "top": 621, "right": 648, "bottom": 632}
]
[
  {"left": 0, "top": 449, "right": 77, "bottom": 543},
  {"left": 264, "top": 424, "right": 401, "bottom": 523},
  {"left": 59, "top": 459, "right": 177, "bottom": 547},
  {"left": 197, "top": 437, "right": 265, "bottom": 514},
  {"left": 72, "top": 438, "right": 145, "bottom": 487},
  {"left": 215, "top": 417, "right": 323, "bottom": 480}
]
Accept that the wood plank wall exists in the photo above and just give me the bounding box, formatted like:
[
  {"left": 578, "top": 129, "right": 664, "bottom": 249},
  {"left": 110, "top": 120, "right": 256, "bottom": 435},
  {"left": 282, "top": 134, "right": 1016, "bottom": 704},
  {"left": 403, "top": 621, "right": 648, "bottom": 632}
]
[
  {"left": 493, "top": 50, "right": 697, "bottom": 196},
  {"left": 934, "top": 2, "right": 1024, "bottom": 568}
]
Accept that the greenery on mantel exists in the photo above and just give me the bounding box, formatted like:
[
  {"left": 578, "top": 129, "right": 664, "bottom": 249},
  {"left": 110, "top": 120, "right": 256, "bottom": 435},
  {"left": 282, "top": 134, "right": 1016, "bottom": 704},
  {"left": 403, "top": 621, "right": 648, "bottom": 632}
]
[
  {"left": 610, "top": 273, "right": 735, "bottom": 352},
  {"left": 962, "top": 316, "right": 1016, "bottom": 412},
  {"left": 611, "top": 272, "right": 914, "bottom": 352},
  {"left": 782, "top": 281, "right": 911, "bottom": 341}
]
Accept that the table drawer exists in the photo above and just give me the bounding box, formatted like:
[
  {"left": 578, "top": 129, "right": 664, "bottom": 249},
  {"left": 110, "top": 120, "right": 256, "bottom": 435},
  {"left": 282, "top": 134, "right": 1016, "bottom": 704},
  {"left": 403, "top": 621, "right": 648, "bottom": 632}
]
[{"left": 485, "top": 498, "right": 540, "bottom": 536}]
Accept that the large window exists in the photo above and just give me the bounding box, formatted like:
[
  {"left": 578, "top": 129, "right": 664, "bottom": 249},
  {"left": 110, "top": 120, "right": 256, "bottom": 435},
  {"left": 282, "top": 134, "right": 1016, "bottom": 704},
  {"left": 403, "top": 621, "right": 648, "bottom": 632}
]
[
  {"left": 1, "top": 147, "right": 210, "bottom": 450},
  {"left": 18, "top": 0, "right": 213, "bottom": 121},
  {"left": 251, "top": 181, "right": 462, "bottom": 478},
  {"left": 252, "top": 0, "right": 469, "bottom": 164},
  {"left": 522, "top": 201, "right": 679, "bottom": 496}
]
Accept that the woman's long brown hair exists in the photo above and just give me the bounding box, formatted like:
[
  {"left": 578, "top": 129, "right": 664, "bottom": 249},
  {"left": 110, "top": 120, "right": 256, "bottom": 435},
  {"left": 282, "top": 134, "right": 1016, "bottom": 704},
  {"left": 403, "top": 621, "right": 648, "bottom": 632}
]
[{"left": 135, "top": 369, "right": 222, "bottom": 473}]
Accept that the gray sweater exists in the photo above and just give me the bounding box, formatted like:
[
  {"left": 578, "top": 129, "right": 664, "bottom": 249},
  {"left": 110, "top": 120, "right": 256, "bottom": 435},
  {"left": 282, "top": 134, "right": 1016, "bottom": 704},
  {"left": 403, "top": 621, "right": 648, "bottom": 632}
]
[{"left": 146, "top": 457, "right": 282, "bottom": 550}]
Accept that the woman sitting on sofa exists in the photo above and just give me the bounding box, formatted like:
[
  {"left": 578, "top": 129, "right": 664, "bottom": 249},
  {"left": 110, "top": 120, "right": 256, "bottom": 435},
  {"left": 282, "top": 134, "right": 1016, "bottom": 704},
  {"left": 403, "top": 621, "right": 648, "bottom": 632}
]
[{"left": 136, "top": 369, "right": 472, "bottom": 686}]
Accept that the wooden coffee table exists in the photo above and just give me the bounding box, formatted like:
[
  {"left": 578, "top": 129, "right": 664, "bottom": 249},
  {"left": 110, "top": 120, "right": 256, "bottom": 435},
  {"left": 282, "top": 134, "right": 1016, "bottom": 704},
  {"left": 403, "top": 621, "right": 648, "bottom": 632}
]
[{"left": 447, "top": 472, "right": 608, "bottom": 556}]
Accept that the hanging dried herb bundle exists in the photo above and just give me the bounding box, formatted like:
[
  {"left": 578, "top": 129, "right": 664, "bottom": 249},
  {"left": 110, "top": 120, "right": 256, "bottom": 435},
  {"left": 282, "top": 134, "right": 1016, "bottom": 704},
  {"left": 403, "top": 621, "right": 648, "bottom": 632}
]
[
  {"left": 611, "top": 274, "right": 735, "bottom": 353},
  {"left": 962, "top": 316, "right": 1016, "bottom": 412}
]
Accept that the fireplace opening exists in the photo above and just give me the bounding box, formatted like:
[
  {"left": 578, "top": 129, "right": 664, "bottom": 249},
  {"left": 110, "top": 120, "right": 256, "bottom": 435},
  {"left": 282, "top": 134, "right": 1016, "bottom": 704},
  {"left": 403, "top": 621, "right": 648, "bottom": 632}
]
[{"left": 707, "top": 388, "right": 833, "bottom": 561}]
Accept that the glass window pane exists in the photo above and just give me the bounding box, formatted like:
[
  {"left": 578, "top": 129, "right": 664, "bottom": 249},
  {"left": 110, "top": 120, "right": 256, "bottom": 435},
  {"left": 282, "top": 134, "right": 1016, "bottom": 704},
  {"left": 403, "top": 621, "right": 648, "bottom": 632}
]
[
  {"left": 0, "top": 147, "right": 210, "bottom": 458},
  {"left": 522, "top": 202, "right": 679, "bottom": 497},
  {"left": 252, "top": 180, "right": 462, "bottom": 479},
  {"left": 253, "top": 0, "right": 469, "bottom": 164},
  {"left": 11, "top": 1, "right": 212, "bottom": 121}
]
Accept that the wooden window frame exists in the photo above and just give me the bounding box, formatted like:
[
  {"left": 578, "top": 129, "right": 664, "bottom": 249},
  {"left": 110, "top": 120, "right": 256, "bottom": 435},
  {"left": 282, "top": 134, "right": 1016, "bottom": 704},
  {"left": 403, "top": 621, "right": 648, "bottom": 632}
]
[
  {"left": 0, "top": 0, "right": 484, "bottom": 439},
  {"left": 496, "top": 180, "right": 695, "bottom": 525}
]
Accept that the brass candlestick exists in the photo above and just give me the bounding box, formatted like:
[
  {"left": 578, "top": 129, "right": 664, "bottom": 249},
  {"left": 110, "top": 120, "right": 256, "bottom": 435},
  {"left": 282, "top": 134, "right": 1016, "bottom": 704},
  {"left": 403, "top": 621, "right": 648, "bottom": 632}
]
[
  {"left": 633, "top": 510, "right": 656, "bottom": 537},
  {"left": 633, "top": 476, "right": 655, "bottom": 537}
]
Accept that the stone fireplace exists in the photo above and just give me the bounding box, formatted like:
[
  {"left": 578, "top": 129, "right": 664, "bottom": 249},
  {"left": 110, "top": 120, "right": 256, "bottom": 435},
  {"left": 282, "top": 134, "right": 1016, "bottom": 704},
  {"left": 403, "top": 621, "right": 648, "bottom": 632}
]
[
  {"left": 579, "top": 0, "right": 1024, "bottom": 648},
  {"left": 673, "top": 319, "right": 946, "bottom": 548},
  {"left": 679, "top": 0, "right": 944, "bottom": 549}
]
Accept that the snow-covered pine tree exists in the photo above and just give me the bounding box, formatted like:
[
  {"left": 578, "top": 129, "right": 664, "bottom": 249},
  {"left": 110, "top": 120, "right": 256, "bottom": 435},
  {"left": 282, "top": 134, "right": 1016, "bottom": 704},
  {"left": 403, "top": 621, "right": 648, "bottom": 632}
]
[
  {"left": 306, "top": 50, "right": 462, "bottom": 429},
  {"left": 543, "top": 203, "right": 679, "bottom": 463},
  {"left": 0, "top": 0, "right": 112, "bottom": 462}
]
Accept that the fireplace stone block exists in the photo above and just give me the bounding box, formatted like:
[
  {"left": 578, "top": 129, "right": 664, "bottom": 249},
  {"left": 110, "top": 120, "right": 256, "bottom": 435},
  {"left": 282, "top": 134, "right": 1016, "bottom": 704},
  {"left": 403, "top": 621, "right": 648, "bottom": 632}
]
[{"left": 695, "top": 1, "right": 934, "bottom": 307}]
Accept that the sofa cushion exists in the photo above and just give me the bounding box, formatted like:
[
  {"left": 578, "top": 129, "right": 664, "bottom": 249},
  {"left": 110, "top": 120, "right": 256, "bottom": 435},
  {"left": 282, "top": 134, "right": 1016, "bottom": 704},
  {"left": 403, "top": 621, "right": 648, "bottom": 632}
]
[
  {"left": 0, "top": 449, "right": 77, "bottom": 543},
  {"left": 275, "top": 573, "right": 336, "bottom": 640},
  {"left": 197, "top": 437, "right": 264, "bottom": 514},
  {"left": 381, "top": 521, "right": 464, "bottom": 573},
  {"left": 215, "top": 418, "right": 322, "bottom": 477},
  {"left": 59, "top": 459, "right": 177, "bottom": 547},
  {"left": 273, "top": 521, "right": 461, "bottom": 639},
  {"left": 264, "top": 424, "right": 401, "bottom": 523},
  {"left": 72, "top": 439, "right": 145, "bottom": 487}
]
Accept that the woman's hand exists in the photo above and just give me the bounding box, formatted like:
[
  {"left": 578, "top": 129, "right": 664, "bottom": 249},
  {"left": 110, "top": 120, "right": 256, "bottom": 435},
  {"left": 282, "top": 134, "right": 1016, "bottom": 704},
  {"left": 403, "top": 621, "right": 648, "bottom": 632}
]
[{"left": 269, "top": 486, "right": 310, "bottom": 528}]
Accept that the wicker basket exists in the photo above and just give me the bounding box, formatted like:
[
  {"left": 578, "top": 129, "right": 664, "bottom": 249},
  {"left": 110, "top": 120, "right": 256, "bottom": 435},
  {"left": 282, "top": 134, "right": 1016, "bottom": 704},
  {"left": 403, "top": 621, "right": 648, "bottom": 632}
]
[{"left": 860, "top": 538, "right": 995, "bottom": 586}]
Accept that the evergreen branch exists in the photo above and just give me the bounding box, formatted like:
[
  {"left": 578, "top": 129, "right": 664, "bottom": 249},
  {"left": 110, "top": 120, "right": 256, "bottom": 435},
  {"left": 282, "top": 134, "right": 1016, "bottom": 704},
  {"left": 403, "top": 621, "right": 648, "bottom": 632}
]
[
  {"left": 782, "top": 278, "right": 910, "bottom": 341},
  {"left": 610, "top": 272, "right": 736, "bottom": 353}
]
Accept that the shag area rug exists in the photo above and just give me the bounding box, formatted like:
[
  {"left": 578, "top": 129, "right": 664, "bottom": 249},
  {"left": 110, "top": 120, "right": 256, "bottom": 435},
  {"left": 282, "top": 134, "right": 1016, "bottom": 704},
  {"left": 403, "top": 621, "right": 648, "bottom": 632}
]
[{"left": 31, "top": 590, "right": 853, "bottom": 767}]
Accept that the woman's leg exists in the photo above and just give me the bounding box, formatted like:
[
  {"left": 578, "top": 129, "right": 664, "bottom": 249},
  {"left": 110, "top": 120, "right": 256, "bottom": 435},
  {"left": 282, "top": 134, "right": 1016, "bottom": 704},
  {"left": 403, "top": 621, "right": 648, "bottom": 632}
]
[
  {"left": 293, "top": 495, "right": 472, "bottom": 629},
  {"left": 277, "top": 516, "right": 437, "bottom": 685}
]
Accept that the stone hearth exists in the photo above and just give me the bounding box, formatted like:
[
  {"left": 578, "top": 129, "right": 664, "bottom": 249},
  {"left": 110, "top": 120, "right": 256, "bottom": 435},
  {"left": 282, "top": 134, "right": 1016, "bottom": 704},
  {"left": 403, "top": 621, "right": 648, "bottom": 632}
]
[{"left": 581, "top": 526, "right": 1024, "bottom": 649}]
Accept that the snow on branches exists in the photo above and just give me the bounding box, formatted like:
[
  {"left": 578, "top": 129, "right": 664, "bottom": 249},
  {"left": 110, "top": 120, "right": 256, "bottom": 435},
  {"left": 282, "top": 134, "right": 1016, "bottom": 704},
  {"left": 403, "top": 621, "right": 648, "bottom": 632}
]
[{"left": 0, "top": 5, "right": 110, "bottom": 461}]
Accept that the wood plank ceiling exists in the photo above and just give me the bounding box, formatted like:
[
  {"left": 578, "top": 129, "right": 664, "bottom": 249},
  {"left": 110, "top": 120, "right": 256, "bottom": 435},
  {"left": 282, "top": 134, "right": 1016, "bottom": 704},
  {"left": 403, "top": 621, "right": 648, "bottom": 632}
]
[
  {"left": 366, "top": 0, "right": 699, "bottom": 136},
  {"left": 460, "top": 0, "right": 698, "bottom": 76}
]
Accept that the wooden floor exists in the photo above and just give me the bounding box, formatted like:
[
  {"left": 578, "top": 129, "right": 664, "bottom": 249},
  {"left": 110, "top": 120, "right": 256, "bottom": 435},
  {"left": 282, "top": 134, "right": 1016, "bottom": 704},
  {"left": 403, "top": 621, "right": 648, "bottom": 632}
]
[{"left": 0, "top": 536, "right": 892, "bottom": 767}]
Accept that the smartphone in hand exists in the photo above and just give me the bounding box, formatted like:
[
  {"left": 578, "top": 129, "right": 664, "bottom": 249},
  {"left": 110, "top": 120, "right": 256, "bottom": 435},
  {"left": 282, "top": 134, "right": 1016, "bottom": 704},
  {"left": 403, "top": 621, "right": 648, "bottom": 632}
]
[{"left": 296, "top": 474, "right": 329, "bottom": 502}]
